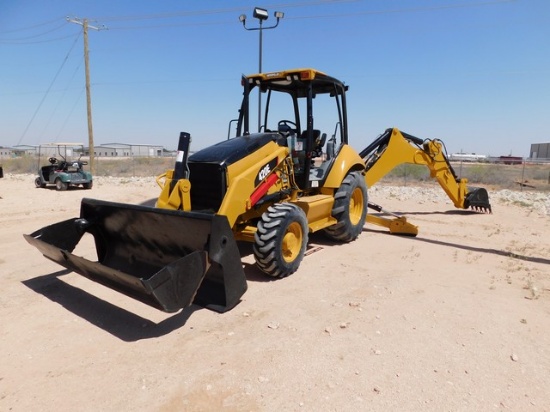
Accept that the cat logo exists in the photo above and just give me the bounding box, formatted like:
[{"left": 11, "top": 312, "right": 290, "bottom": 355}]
[{"left": 255, "top": 158, "right": 278, "bottom": 186}]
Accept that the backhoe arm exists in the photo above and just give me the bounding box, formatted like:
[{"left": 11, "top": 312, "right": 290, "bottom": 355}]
[{"left": 361, "top": 128, "right": 491, "bottom": 212}]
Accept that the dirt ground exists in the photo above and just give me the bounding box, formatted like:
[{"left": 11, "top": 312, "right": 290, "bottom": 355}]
[{"left": 1, "top": 174, "right": 549, "bottom": 412}]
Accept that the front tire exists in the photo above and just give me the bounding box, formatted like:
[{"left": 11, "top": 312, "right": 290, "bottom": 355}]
[
  {"left": 35, "top": 177, "right": 45, "bottom": 188},
  {"left": 254, "top": 203, "right": 309, "bottom": 278},
  {"left": 324, "top": 171, "right": 367, "bottom": 242}
]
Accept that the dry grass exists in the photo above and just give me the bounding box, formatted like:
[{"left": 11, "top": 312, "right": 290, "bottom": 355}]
[
  {"left": 380, "top": 162, "right": 550, "bottom": 191},
  {"left": 1, "top": 156, "right": 175, "bottom": 178},
  {"left": 2, "top": 156, "right": 550, "bottom": 192},
  {"left": 92, "top": 157, "right": 175, "bottom": 177}
]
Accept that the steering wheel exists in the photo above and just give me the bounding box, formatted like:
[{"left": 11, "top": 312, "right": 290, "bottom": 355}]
[
  {"left": 277, "top": 120, "right": 297, "bottom": 136},
  {"left": 48, "top": 157, "right": 57, "bottom": 165}
]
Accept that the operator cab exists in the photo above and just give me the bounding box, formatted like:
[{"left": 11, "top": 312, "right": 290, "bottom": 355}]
[{"left": 236, "top": 68, "right": 348, "bottom": 190}]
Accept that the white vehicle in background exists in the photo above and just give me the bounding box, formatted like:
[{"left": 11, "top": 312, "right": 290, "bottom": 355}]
[{"left": 449, "top": 153, "right": 488, "bottom": 162}]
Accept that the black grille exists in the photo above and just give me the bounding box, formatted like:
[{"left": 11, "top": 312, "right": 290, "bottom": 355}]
[{"left": 188, "top": 162, "right": 226, "bottom": 212}]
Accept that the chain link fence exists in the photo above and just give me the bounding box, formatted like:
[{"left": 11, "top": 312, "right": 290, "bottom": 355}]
[
  {"left": 2, "top": 151, "right": 550, "bottom": 193},
  {"left": 380, "top": 159, "right": 550, "bottom": 192}
]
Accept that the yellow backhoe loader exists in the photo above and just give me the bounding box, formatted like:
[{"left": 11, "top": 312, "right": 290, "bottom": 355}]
[{"left": 25, "top": 68, "right": 491, "bottom": 314}]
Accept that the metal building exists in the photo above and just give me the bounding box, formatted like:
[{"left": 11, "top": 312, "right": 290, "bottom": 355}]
[
  {"left": 530, "top": 143, "right": 550, "bottom": 159},
  {"left": 93, "top": 143, "right": 164, "bottom": 157}
]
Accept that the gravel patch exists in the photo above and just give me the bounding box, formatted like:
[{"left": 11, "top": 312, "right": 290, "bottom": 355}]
[
  {"left": 370, "top": 185, "right": 550, "bottom": 216},
  {"left": 7, "top": 173, "right": 548, "bottom": 216}
]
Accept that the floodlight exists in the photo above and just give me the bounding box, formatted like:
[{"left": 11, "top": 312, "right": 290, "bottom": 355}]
[{"left": 253, "top": 7, "right": 269, "bottom": 20}]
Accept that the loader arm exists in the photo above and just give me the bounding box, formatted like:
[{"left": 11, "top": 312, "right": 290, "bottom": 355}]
[{"left": 360, "top": 128, "right": 491, "bottom": 212}]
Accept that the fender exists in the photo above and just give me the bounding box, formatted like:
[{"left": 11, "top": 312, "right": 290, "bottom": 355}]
[{"left": 323, "top": 144, "right": 365, "bottom": 189}]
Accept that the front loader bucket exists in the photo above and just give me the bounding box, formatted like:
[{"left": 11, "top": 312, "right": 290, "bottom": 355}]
[
  {"left": 464, "top": 187, "right": 492, "bottom": 213},
  {"left": 24, "top": 198, "right": 247, "bottom": 313}
]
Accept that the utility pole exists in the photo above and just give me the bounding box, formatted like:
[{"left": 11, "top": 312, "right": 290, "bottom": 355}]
[{"left": 66, "top": 17, "right": 106, "bottom": 175}]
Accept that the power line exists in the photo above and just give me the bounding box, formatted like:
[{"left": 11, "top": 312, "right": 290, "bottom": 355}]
[
  {"left": 3, "top": 21, "right": 66, "bottom": 40},
  {"left": 0, "top": 32, "right": 82, "bottom": 45},
  {"left": 38, "top": 60, "right": 83, "bottom": 143},
  {"left": 101, "top": 0, "right": 516, "bottom": 31},
  {"left": 55, "top": 87, "right": 86, "bottom": 141},
  {"left": 0, "top": 17, "right": 72, "bottom": 44},
  {"left": 287, "top": 0, "right": 517, "bottom": 20},
  {"left": 16, "top": 32, "right": 81, "bottom": 146},
  {"left": 0, "top": 0, "right": 516, "bottom": 37},
  {"left": 0, "top": 16, "right": 65, "bottom": 34},
  {"left": 92, "top": 0, "right": 356, "bottom": 22}
]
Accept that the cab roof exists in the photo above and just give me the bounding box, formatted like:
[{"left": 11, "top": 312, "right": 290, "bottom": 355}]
[{"left": 244, "top": 68, "right": 348, "bottom": 97}]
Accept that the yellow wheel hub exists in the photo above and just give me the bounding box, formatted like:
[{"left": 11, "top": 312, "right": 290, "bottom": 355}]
[
  {"left": 282, "top": 222, "right": 303, "bottom": 263},
  {"left": 349, "top": 187, "right": 364, "bottom": 226}
]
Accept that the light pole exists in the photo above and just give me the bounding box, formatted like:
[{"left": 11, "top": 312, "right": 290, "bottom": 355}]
[{"left": 239, "top": 7, "right": 284, "bottom": 132}]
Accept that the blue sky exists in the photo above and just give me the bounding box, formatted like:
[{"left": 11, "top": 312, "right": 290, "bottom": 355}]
[{"left": 1, "top": 0, "right": 548, "bottom": 156}]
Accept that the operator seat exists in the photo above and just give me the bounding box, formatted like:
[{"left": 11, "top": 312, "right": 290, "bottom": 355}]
[
  {"left": 313, "top": 131, "right": 327, "bottom": 158},
  {"left": 297, "top": 130, "right": 322, "bottom": 153}
]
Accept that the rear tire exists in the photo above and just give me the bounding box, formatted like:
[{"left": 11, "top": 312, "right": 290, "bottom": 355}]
[
  {"left": 254, "top": 203, "right": 308, "bottom": 278},
  {"left": 55, "top": 178, "right": 68, "bottom": 191},
  {"left": 324, "top": 171, "right": 367, "bottom": 242}
]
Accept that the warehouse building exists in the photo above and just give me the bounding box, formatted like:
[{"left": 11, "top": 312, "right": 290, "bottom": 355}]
[
  {"left": 530, "top": 143, "right": 550, "bottom": 159},
  {"left": 93, "top": 143, "right": 164, "bottom": 157}
]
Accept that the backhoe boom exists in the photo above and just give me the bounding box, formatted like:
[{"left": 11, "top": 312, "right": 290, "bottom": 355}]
[{"left": 362, "top": 128, "right": 491, "bottom": 213}]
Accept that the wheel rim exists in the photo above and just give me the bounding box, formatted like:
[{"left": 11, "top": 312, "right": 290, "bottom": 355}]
[
  {"left": 349, "top": 187, "right": 364, "bottom": 226},
  {"left": 282, "top": 222, "right": 303, "bottom": 263}
]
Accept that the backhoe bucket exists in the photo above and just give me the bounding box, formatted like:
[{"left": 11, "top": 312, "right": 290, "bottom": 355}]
[
  {"left": 24, "top": 198, "right": 247, "bottom": 313},
  {"left": 464, "top": 187, "right": 492, "bottom": 213}
]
